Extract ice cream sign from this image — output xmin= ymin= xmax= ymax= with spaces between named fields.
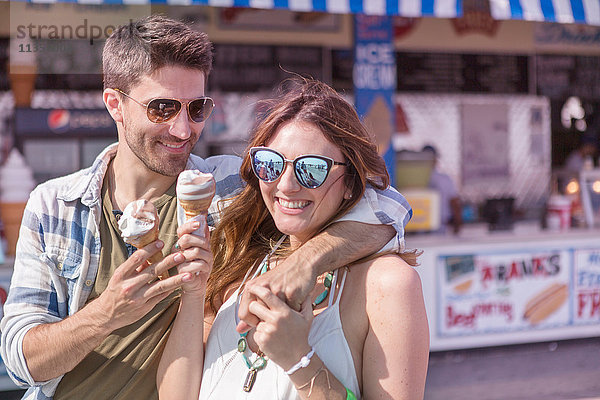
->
xmin=438 ymin=250 xmax=571 ymax=337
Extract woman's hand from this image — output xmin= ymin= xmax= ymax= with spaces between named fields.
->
xmin=247 ymin=286 xmax=314 ymax=371
xmin=172 ymin=218 xmax=213 ymax=296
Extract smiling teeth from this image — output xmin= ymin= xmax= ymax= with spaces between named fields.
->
xmin=164 ymin=142 xmax=185 ymax=149
xmin=278 ymin=198 xmax=310 ymax=209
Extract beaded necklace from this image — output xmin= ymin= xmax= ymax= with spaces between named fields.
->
xmin=312 ymin=271 xmax=334 ymax=308
xmin=238 ymin=331 xmax=268 ymax=391
xmin=238 ymin=270 xmax=333 ymax=392
xmin=235 ymin=235 xmax=286 ymax=392
xmin=234 ymin=236 xmax=335 ymax=392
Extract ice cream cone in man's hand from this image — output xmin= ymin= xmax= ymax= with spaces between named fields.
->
xmin=118 ymin=199 xmax=166 ymax=278
xmin=176 ymin=170 xmax=216 ymax=236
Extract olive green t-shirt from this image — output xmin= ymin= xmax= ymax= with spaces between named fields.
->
xmin=54 ymin=177 xmax=181 ymax=400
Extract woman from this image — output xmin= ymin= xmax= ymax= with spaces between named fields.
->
xmin=157 ymin=79 xmax=429 ymax=399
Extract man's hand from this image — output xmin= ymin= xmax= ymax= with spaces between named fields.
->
xmin=23 ymin=238 xmax=192 ymax=382
xmin=236 ymin=249 xmax=316 ymax=333
xmin=236 ymin=222 xmax=395 ymax=333
xmin=94 ymin=240 xmax=191 ymax=332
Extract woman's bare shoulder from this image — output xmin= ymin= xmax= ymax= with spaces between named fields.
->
xmin=360 ymin=254 xmax=424 ymax=300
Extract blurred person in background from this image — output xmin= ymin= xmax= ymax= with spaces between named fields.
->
xmin=564 ymin=134 xmax=598 ymax=171
xmin=423 ymin=145 xmax=462 ymax=234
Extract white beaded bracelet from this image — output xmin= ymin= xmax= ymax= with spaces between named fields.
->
xmin=285 ymin=348 xmax=315 ymax=375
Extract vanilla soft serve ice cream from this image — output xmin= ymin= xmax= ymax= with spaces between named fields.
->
xmin=119 ymin=200 xmax=158 ymax=244
xmin=176 ymin=170 xmax=216 ymax=236
xmin=119 ymin=199 xmax=164 ymax=269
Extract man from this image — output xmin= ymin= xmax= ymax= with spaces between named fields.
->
xmin=422 ymin=145 xmax=462 ymax=234
xmin=1 ymin=16 xmax=411 ymax=400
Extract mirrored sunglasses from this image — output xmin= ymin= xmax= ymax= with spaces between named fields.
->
xmin=249 ymin=147 xmax=348 ymax=189
xmin=114 ymin=88 xmax=214 ymax=124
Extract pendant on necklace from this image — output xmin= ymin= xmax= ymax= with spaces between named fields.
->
xmin=243 ymin=368 xmax=257 ymax=392
xmin=241 ymin=357 xmax=267 ymax=392
xmin=237 ymin=337 xmax=247 ymax=352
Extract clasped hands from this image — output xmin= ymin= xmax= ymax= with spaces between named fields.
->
xmin=234 ymin=253 xmax=317 ymax=370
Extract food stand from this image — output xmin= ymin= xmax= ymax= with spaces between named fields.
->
xmin=410 ymin=224 xmax=600 ymax=351
xmin=0 ymin=0 xmax=599 ymax=394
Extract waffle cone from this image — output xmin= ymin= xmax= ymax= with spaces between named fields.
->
xmin=179 ymin=199 xmax=208 ymax=219
xmin=127 ymin=224 xmax=163 ymax=265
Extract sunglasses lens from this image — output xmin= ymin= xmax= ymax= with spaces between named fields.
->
xmin=295 ymin=157 xmax=330 ymax=188
xmin=252 ymin=149 xmax=285 ymax=182
xmin=147 ymin=99 xmax=181 ymax=123
xmin=189 ymin=98 xmax=214 ymax=123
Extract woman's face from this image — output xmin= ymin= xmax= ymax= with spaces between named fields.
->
xmin=259 ymin=121 xmax=351 ymax=245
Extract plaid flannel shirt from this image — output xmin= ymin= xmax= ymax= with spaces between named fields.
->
xmin=0 ymin=143 xmax=412 ymax=399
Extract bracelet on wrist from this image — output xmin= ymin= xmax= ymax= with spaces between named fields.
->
xmin=285 ymin=348 xmax=315 ymax=375
xmin=296 ymin=363 xmax=331 ymax=397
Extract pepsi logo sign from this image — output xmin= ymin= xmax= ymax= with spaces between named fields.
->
xmin=48 ymin=109 xmax=71 ymax=133
xmin=47 ymin=109 xmax=114 ymax=134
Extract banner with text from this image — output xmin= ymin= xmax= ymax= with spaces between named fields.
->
xmin=438 ymin=249 xmax=573 ymax=337
xmin=574 ymin=248 xmax=600 ymax=324
xmin=353 ymin=15 xmax=396 ymax=186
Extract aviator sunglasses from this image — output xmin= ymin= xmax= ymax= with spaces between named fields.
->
xmin=250 ymin=147 xmax=349 ymax=189
xmin=114 ymin=88 xmax=214 ymax=124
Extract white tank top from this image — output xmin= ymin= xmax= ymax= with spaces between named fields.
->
xmin=199 ymin=269 xmax=360 ymax=399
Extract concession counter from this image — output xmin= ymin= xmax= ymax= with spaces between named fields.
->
xmin=409 ymin=223 xmax=600 ymax=351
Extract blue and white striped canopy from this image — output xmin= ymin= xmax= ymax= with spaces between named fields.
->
xmin=490 ymin=0 xmax=600 ymax=25
xmin=20 ymin=0 xmax=600 ymax=25
xmin=60 ymin=0 xmax=463 ymax=18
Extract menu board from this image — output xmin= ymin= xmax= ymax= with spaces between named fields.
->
xmin=396 ymin=52 xmax=529 ymax=94
xmin=209 ymin=44 xmax=323 ymax=92
xmin=536 ymin=54 xmax=600 ymax=99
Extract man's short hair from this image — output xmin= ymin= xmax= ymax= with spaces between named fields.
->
xmin=102 ymin=15 xmax=213 ymax=92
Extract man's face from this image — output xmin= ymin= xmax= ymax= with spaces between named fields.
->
xmin=119 ymin=66 xmax=208 ymax=177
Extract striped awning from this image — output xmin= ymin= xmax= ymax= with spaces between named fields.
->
xmin=179 ymin=0 xmax=462 ymax=17
xmin=26 ymin=0 xmax=464 ymax=18
xmin=490 ymin=0 xmax=600 ymax=25
xmin=20 ymin=0 xmax=600 ymax=25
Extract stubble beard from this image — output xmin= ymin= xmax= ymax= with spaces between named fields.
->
xmin=123 ymin=125 xmax=196 ymax=177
